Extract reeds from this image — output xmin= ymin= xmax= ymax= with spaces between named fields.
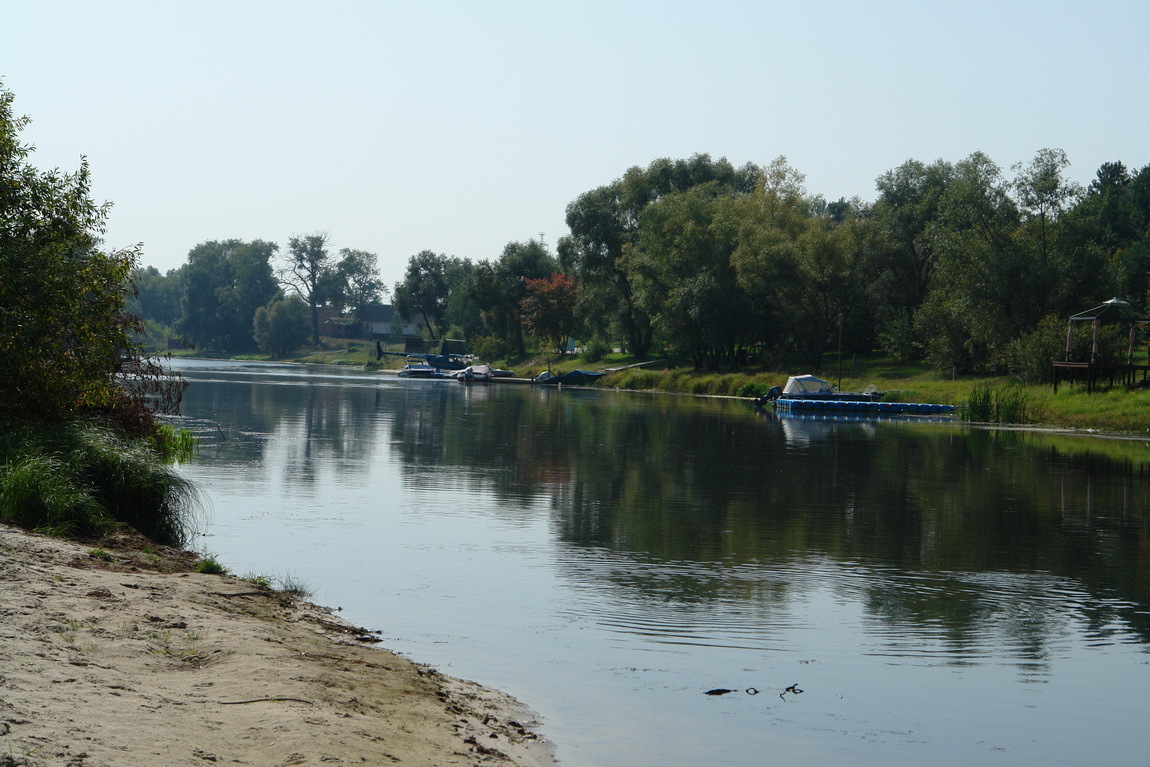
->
xmin=960 ymin=382 xmax=1031 ymax=424
xmin=0 ymin=418 xmax=201 ymax=546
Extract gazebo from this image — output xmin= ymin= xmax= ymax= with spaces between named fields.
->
xmin=1052 ymin=298 xmax=1150 ymax=392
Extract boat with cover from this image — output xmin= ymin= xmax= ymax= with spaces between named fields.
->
xmin=454 ymin=364 xmax=493 ymax=383
xmin=768 ymin=374 xmax=881 ymax=402
xmin=757 ymin=373 xmax=954 ymax=415
xmin=533 ymin=369 xmax=606 ymax=386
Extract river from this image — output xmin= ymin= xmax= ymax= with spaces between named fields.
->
xmin=170 ymin=358 xmax=1150 ymax=767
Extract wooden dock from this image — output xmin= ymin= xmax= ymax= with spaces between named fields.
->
xmin=1052 ymin=362 xmax=1150 ymax=393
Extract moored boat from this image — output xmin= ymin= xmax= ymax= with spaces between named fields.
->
xmin=533 ymin=369 xmax=606 ymax=386
xmin=454 ymin=364 xmax=493 ymax=383
xmin=755 ymin=373 xmax=954 ymax=415
xmin=397 ymin=356 xmax=447 ymax=379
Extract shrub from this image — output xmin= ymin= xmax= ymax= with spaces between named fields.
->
xmin=736 ymin=381 xmax=769 ymax=398
xmin=581 ymin=337 xmax=612 ymax=363
xmin=998 ymin=315 xmax=1066 ymax=384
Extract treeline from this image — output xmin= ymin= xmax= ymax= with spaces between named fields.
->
xmin=393 ymin=152 xmax=1150 ymax=380
xmin=132 ymin=233 xmax=385 ymax=356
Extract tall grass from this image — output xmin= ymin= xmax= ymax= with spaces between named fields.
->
xmin=0 ymin=418 xmax=200 ymax=546
xmin=960 ymin=383 xmax=1031 ymax=424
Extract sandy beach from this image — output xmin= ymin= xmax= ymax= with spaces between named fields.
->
xmin=0 ymin=523 xmax=555 ymax=767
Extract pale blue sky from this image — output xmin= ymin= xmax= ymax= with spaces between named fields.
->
xmin=7 ymin=0 xmax=1148 ymax=286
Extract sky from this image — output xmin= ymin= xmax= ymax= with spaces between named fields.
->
xmin=7 ymin=0 xmax=1149 ymax=288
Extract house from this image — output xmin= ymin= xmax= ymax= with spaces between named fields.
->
xmin=355 ymin=303 xmax=422 ymax=340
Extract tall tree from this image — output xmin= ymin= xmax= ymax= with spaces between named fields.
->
xmin=393 ymin=250 xmax=452 ymax=337
xmin=253 ymin=294 xmax=310 ymax=358
xmin=521 ymin=274 xmax=578 ymax=356
xmin=0 ymin=80 xmax=177 ymax=424
xmin=279 ymin=232 xmax=331 ymax=345
xmin=626 ymin=185 xmax=754 ymax=369
xmin=178 ymin=239 xmax=278 ymax=353
xmin=868 ymin=158 xmax=954 ymax=359
xmin=561 ymin=154 xmax=758 ymax=357
xmin=130 ymin=265 xmax=184 ymax=329
xmin=729 ymin=157 xmax=819 ymax=362
xmin=470 ymin=240 xmax=558 ymax=356
xmin=320 ymin=248 xmax=385 ymax=315
xmin=1011 ymin=148 xmax=1083 ymax=263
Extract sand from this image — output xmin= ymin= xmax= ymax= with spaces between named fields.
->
xmin=0 ymin=523 xmax=555 ymax=767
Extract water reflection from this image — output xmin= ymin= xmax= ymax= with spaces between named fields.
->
xmin=177 ymin=361 xmax=1150 ymax=655
xmin=173 ymin=360 xmax=1150 ymax=766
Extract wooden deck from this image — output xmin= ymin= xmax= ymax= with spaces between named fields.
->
xmin=1052 ymin=362 xmax=1150 ymax=392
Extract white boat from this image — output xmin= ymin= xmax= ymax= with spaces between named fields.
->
xmin=454 ymin=364 xmax=493 ymax=383
xmin=397 ymin=356 xmax=447 ymax=379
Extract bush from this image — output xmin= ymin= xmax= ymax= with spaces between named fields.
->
xmin=581 ymin=337 xmax=612 ymax=363
xmin=195 ymin=553 xmax=229 ymax=575
xmin=253 ymin=295 xmax=310 ymax=358
xmin=472 ymin=335 xmax=515 ymax=362
xmin=998 ymin=315 xmax=1066 ymax=384
xmin=736 ymin=381 xmax=769 ymax=398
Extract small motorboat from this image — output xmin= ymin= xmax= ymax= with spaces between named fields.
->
xmin=397 ymin=356 xmax=447 ymax=379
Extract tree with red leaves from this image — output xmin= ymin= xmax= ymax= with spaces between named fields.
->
xmin=521 ymin=273 xmax=578 ymax=356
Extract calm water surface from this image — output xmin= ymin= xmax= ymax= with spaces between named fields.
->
xmin=170 ymin=359 xmax=1150 ymax=767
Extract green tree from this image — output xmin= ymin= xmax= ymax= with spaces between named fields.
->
xmin=178 ymin=239 xmax=278 ymax=353
xmin=1062 ymin=161 xmax=1150 ymax=306
xmin=0 ymin=82 xmax=142 ymax=418
xmin=626 ymin=185 xmax=754 ymax=369
xmin=320 ymin=247 xmax=385 ymax=315
xmin=1011 ymin=148 xmax=1082 ymax=263
xmin=470 ymin=240 xmax=558 ymax=356
xmin=126 ymin=265 xmax=185 ymax=351
xmin=915 ymin=152 xmax=1027 ymax=371
xmin=728 ymin=157 xmax=818 ymax=362
xmin=393 ymin=250 xmax=452 ymax=337
xmin=561 ymin=154 xmax=758 ymax=357
xmin=868 ymin=158 xmax=954 ymax=359
xmin=0 ymin=80 xmax=190 ymax=432
xmin=253 ymin=294 xmax=310 ymax=358
xmin=279 ymin=232 xmax=331 ymax=345
xmin=442 ymin=257 xmax=483 ymax=340
xmin=130 ymin=265 xmax=183 ymax=328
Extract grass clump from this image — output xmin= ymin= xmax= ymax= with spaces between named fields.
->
xmin=960 ymin=382 xmax=1032 ymax=424
xmin=242 ymin=572 xmax=275 ymax=588
xmin=277 ymin=572 xmax=315 ymax=598
xmin=153 ymin=423 xmax=197 ymax=462
xmin=195 ymin=552 xmax=229 ymax=575
xmin=0 ymin=418 xmax=200 ymax=546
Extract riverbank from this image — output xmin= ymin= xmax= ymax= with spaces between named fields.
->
xmin=171 ymin=345 xmax=1150 ymax=436
xmin=0 ymin=523 xmax=555 ymax=767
